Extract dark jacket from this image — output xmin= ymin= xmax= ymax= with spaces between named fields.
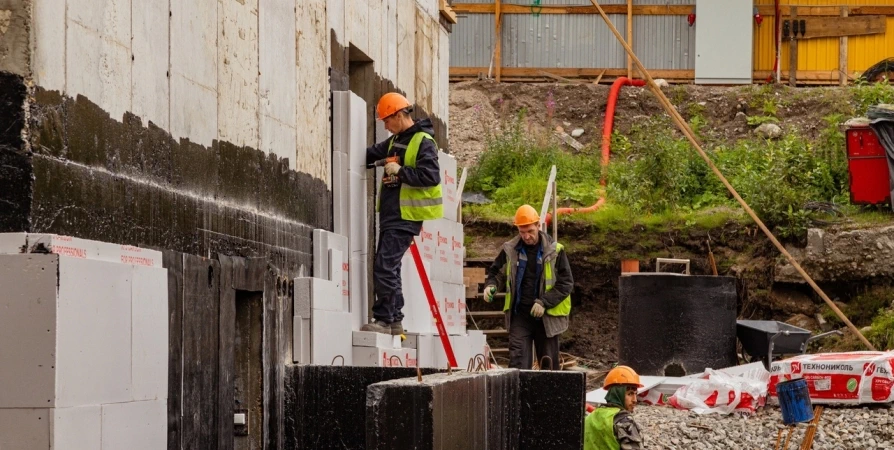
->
xmin=366 ymin=118 xmax=441 ymax=234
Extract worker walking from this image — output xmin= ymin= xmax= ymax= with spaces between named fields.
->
xmin=361 ymin=92 xmax=442 ymax=336
xmin=584 ymin=366 xmax=645 ymax=450
xmin=482 ymin=204 xmax=573 ymax=370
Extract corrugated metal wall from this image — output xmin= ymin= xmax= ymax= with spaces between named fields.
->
xmin=451 ymin=0 xmax=695 ymax=70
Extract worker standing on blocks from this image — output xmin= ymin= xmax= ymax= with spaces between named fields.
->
xmin=482 ymin=205 xmax=574 ymax=370
xmin=361 ymin=92 xmax=442 ymax=336
xmin=584 ymin=366 xmax=645 ymax=450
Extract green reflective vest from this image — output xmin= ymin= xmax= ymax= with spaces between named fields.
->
xmin=584 ymin=407 xmax=621 ymax=450
xmin=379 ymin=131 xmax=444 ymax=221
xmin=502 ymin=241 xmax=572 ymax=316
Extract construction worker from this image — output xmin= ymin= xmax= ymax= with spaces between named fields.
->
xmin=584 ymin=366 xmax=645 ymax=450
xmin=361 ymin=92 xmax=442 ymax=336
xmin=482 ymin=204 xmax=573 ymax=370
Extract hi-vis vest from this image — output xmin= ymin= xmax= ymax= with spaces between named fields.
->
xmin=503 ymin=241 xmax=571 ymax=316
xmin=584 ymin=407 xmax=621 ymax=450
xmin=379 ymin=131 xmax=444 ymax=221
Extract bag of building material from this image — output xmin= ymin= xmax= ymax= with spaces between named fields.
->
xmin=769 ymin=351 xmax=894 ymax=404
xmin=668 ymin=365 xmax=770 ymax=415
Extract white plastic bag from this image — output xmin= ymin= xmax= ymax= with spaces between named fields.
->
xmin=668 ymin=366 xmax=770 ymax=415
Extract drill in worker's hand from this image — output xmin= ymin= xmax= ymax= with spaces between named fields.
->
xmin=374 ymin=156 xmax=401 ymax=187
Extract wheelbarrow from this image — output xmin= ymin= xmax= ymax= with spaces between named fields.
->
xmin=736 ymin=320 xmax=843 ymax=368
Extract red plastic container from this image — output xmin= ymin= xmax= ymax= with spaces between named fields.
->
xmin=845 ymin=124 xmax=891 ymax=205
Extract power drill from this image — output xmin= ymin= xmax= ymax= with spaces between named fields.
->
xmin=372 ymin=155 xmax=401 ymax=187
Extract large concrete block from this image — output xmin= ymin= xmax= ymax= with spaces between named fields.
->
xmin=259 ymin=0 xmax=297 ymax=126
xmin=171 ymin=0 xmax=217 ymax=146
xmin=296 ymin=0 xmax=331 ymax=185
xmin=68 ymin=0 xmax=130 ymax=44
xmin=32 ymin=0 xmax=66 ymax=91
xmin=0 ymin=255 xmax=58 ymax=407
xmin=259 ymin=116 xmax=298 ymax=171
xmin=101 ymin=400 xmax=166 ymax=450
xmin=396 ymin=0 xmax=416 ymax=103
xmin=485 ymin=369 xmax=521 ymax=450
xmin=368 ymin=0 xmax=383 ymax=75
xmin=346 ymin=0 xmax=369 ymax=56
xmin=66 ymin=18 xmax=132 ymax=121
xmin=131 ymin=265 xmax=169 ymax=401
xmin=366 ymin=372 xmax=486 ymax=449
xmin=0 ymin=409 xmax=50 ymax=450
xmin=311 ymin=309 xmax=353 ymax=366
xmin=416 ymin=0 xmax=439 ymax=20
xmin=326 ymin=0 xmax=346 ymax=45
xmin=381 ymin=0 xmax=399 ymax=84
xmin=170 ymin=75 xmax=218 ymax=148
xmin=56 ymin=257 xmax=133 ymax=407
xmin=414 ymin=11 xmax=434 ymax=115
xmin=518 ymin=370 xmax=586 ymax=450
xmin=438 ymin=27 xmax=451 ymax=129
xmin=52 ymin=406 xmax=102 ymax=450
xmin=132 ymin=0 xmax=170 ymax=129
xmin=218 ymin=0 xmax=260 ymax=148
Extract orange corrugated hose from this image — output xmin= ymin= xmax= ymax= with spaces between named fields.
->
xmin=546 ymin=77 xmax=646 ymax=225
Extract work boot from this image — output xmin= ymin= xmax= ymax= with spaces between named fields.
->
xmin=390 ymin=321 xmax=404 ymax=336
xmin=361 ymin=320 xmax=391 ymax=334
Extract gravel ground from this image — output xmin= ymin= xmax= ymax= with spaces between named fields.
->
xmin=634 ymin=403 xmax=894 ymax=450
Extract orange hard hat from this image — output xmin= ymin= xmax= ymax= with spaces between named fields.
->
xmin=376 ymin=93 xmax=411 ymax=120
xmin=514 ymin=204 xmax=540 ymax=226
xmin=603 ymin=365 xmax=643 ymax=389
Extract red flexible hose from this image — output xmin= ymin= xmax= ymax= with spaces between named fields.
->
xmin=547 ymin=77 xmax=646 ymax=223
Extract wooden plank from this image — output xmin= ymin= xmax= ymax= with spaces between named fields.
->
xmin=483 ymin=329 xmax=509 ymax=336
xmin=163 ymin=251 xmax=183 ymax=450
xmin=439 ymin=0 xmax=458 ymax=24
xmin=840 ymin=7 xmax=848 ymax=87
xmin=451 ymin=67 xmax=694 ymax=80
xmin=495 ymin=0 xmax=502 ymax=82
xmin=790 ymin=7 xmax=798 ymax=87
xmin=217 ymin=256 xmax=236 ymax=450
xmin=799 ymin=15 xmax=886 ymax=40
xmin=467 ymin=311 xmax=506 ymax=318
xmin=554 ymin=130 xmax=585 ymax=151
xmin=756 ymin=5 xmax=894 ymax=17
xmin=538 ymin=70 xmax=582 ymax=84
xmin=627 ymin=0 xmax=633 ymax=79
xmin=594 ymin=69 xmax=606 ymax=84
xmin=452 ymin=3 xmax=694 ymax=15
xmin=181 ymin=254 xmax=220 ymax=450
xmin=464 ymin=267 xmax=487 ymax=285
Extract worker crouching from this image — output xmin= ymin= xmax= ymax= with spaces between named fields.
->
xmin=482 ymin=204 xmax=574 ymax=370
xmin=585 ymin=366 xmax=645 ymax=450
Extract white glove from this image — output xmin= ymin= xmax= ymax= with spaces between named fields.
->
xmin=530 ymin=301 xmax=545 ymax=318
xmin=483 ymin=285 xmax=496 ymax=303
xmin=385 ymin=161 xmax=401 ymax=176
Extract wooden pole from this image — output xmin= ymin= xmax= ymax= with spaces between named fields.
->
xmin=627 ymin=0 xmax=633 ymax=78
xmin=839 ymin=7 xmax=848 ymax=86
xmin=587 ymin=0 xmax=877 ymax=351
xmin=790 ymin=6 xmax=798 ymax=87
xmin=495 ymin=0 xmax=502 ymax=82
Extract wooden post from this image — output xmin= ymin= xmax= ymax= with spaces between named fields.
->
xmin=840 ymin=6 xmax=848 ymax=86
xmin=495 ymin=0 xmax=502 ymax=82
xmin=627 ymin=0 xmax=633 ymax=78
xmin=789 ymin=6 xmax=798 ymax=87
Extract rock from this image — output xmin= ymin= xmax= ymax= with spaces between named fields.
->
xmin=755 ymin=123 xmax=783 ymax=139
xmin=785 ymin=313 xmax=818 ymax=331
xmin=771 ymin=286 xmax=817 ymax=316
xmin=775 ymin=226 xmax=894 ymax=283
xmin=654 ymin=78 xmax=670 ymax=88
xmin=571 ymin=128 xmax=585 ymax=138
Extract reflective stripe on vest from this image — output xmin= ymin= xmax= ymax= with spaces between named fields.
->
xmin=377 ymin=131 xmax=444 ymax=221
xmin=503 ymin=242 xmax=571 ymax=316
xmin=584 ymin=407 xmax=621 ymax=450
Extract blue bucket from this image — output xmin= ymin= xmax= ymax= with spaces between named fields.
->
xmin=776 ymin=378 xmax=814 ymax=425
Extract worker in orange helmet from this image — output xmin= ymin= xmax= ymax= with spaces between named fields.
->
xmin=361 ymin=92 xmax=442 ymax=336
xmin=584 ymin=365 xmax=645 ymax=450
xmin=481 ymin=204 xmax=574 ymax=369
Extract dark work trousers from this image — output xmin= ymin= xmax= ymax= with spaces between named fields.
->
xmin=508 ymin=311 xmax=560 ymax=370
xmin=373 ymin=229 xmax=415 ymax=323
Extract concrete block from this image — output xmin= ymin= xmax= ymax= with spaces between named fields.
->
xmin=132 ymin=0 xmax=170 ymax=129
xmin=171 ymin=0 xmax=217 ymax=146
xmin=352 ymin=346 xmax=417 ymax=368
xmin=366 ymin=372 xmax=486 ymax=449
xmin=101 ymin=400 xmax=166 ymax=450
xmin=0 ymin=409 xmax=50 ymax=450
xmin=349 ymin=255 xmax=368 ymax=330
xmin=32 ymin=0 xmax=66 ymax=92
xmin=294 ymin=277 xmax=312 ymax=318
xmin=333 ymin=152 xmax=349 ymax=236
xmin=352 ymin=331 xmax=395 ymax=349
xmin=296 ymin=0 xmax=331 ymax=185
xmin=311 ymin=309 xmax=353 ymax=366
xmin=131 ymin=265 xmax=169 ymax=401
xmin=396 ymin=0 xmax=417 ymax=103
xmin=260 ymin=116 xmax=298 ymax=171
xmin=218 ymin=0 xmax=260 ymax=148
xmin=519 ymin=370 xmax=586 ymax=449
xmin=348 ymin=92 xmax=369 ymax=177
xmin=293 ymin=316 xmax=311 ymax=364
xmin=0 ymin=255 xmax=58 ymax=407
xmin=56 ymin=257 xmax=132 ymax=407
xmin=52 ymin=406 xmax=102 ymax=450
xmin=348 ymin=171 xmax=368 ymax=255
xmin=170 ymin=74 xmax=218 ymax=148
xmin=346 ymin=0 xmax=369 ymax=58
xmin=327 ymin=0 xmax=346 ymax=45
xmin=66 ymin=17 xmax=132 ymax=121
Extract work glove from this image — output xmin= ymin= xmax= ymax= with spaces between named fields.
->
xmin=384 ymin=161 xmax=401 ymax=176
xmin=530 ymin=300 xmax=545 ymax=318
xmin=483 ymin=285 xmax=496 ymax=303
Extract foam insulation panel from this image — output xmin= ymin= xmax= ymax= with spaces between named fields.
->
xmin=333 ymin=152 xmax=350 ymax=236
xmin=348 ymin=92 xmax=369 ymax=177
xmin=132 ymin=0 xmax=170 ymax=129
xmin=366 ymin=372 xmax=486 ymax=449
xmin=353 ymin=347 xmax=418 ymax=368
xmin=349 ymin=171 xmax=369 ymax=255
xmin=308 ymin=277 xmax=343 ymax=312
xmin=296 ymin=0 xmax=331 ymax=185
xmin=130 ymin=265 xmax=169 ymax=401
xmin=349 ymin=254 xmax=369 ymax=330
xmin=293 ymin=316 xmax=311 ymax=364
xmin=32 ymin=0 xmax=66 ymax=91
xmin=294 ymin=277 xmax=312 ymax=318
xmin=52 ymin=406 xmax=102 ymax=450
xmin=312 ymin=229 xmax=348 ymax=283
xmin=396 ymin=0 xmax=417 ymax=104
xmin=311 ymin=309 xmax=353 ymax=366
xmin=400 ymin=256 xmax=436 ymax=335
xmin=218 ymin=0 xmax=260 ymax=148
xmin=100 ymin=400 xmax=166 ymax=450
xmin=436 ymin=334 xmax=471 ymax=369
xmin=439 ymin=151 xmax=459 ymax=222
xmin=170 ymin=0 xmax=218 ymax=146
xmin=352 ymin=331 xmax=400 ymax=349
